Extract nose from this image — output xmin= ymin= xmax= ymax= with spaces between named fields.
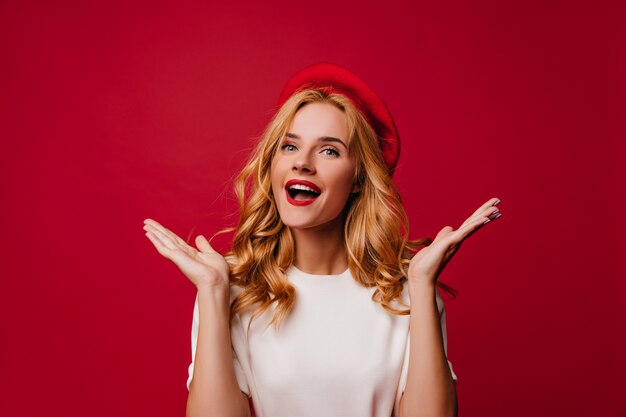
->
xmin=292 ymin=157 xmax=316 ymax=174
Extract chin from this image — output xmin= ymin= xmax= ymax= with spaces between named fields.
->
xmin=280 ymin=213 xmax=344 ymax=232
xmin=279 ymin=216 xmax=318 ymax=230
xmin=274 ymin=196 xmax=349 ymax=232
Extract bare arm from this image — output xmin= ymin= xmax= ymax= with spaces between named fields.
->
xmin=400 ymin=197 xmax=501 ymax=416
xmin=399 ymin=281 xmax=457 ymax=417
xmin=186 ymin=286 xmax=250 ymax=417
xmin=142 ymin=219 xmax=250 ymax=417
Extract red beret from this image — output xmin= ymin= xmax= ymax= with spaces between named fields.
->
xmin=277 ymin=63 xmax=401 ymax=176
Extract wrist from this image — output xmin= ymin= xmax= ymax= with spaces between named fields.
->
xmin=197 ymin=283 xmax=230 ymax=304
xmin=408 ymin=277 xmax=437 ymax=295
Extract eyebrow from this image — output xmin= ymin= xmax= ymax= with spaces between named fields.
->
xmin=285 ymin=132 xmax=348 ymax=150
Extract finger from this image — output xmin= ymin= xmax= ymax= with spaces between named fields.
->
xmin=483 ymin=211 xmax=503 ymax=224
xmin=143 ymin=221 xmax=189 ymax=249
xmin=143 ymin=224 xmax=178 ymax=250
xmin=195 ymin=235 xmax=217 ymax=254
xmin=437 ymin=225 xmax=454 ymax=235
xmin=145 ymin=230 xmax=173 ymax=257
xmin=467 ymin=197 xmax=501 ymax=219
xmin=459 ymin=203 xmax=501 ymax=229
xmin=458 ymin=211 xmax=503 ymax=239
xmin=146 ymin=230 xmax=199 ymax=271
xmin=432 ymin=226 xmax=454 ymax=243
xmin=143 ymin=219 xmax=189 ymax=248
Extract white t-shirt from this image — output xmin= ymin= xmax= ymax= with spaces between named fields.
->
xmin=187 ymin=264 xmax=457 ymax=417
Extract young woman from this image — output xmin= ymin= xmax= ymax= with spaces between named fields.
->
xmin=143 ymin=63 xmax=502 ymax=417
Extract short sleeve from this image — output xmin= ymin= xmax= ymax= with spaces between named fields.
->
xmin=394 ymin=286 xmax=458 ymax=413
xmin=186 ymin=292 xmax=250 ymax=396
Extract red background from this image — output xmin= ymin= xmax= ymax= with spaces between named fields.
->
xmin=1 ymin=1 xmax=624 ymax=416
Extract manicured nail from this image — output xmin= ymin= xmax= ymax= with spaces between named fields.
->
xmin=493 ymin=199 xmax=501 ymax=206
xmin=483 ymin=219 xmax=491 ymax=224
xmin=494 ymin=213 xmax=502 ymax=219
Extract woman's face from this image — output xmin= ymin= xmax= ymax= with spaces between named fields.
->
xmin=271 ymin=102 xmax=358 ymax=232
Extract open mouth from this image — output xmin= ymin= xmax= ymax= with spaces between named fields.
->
xmin=285 ymin=180 xmax=321 ymax=206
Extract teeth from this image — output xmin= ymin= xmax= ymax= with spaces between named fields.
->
xmin=288 ymin=184 xmax=320 ymax=194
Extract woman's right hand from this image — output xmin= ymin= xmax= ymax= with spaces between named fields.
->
xmin=143 ymin=219 xmax=230 ymax=291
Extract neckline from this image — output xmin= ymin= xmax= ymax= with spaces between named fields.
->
xmin=288 ymin=264 xmax=351 ymax=278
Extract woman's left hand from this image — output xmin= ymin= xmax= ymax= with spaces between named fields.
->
xmin=408 ymin=197 xmax=502 ymax=285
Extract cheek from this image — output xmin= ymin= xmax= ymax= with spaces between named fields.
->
xmin=270 ymin=159 xmax=280 ymax=181
xmin=270 ymin=160 xmax=287 ymax=195
xmin=271 ymin=156 xmax=288 ymax=175
xmin=270 ymin=175 xmax=281 ymax=199
xmin=335 ymin=166 xmax=357 ymax=195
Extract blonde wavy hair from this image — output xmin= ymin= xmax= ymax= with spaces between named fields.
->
xmin=215 ymin=88 xmax=456 ymax=333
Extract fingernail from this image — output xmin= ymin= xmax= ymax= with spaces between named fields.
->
xmin=493 ymin=199 xmax=501 ymax=206
xmin=483 ymin=219 xmax=491 ymax=224
xmin=488 ymin=211 xmax=501 ymax=220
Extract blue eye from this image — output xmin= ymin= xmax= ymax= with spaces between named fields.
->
xmin=322 ymin=147 xmax=340 ymax=157
xmin=282 ymin=144 xmax=297 ymax=152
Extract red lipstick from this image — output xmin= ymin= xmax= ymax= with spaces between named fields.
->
xmin=285 ymin=179 xmax=321 ymax=206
